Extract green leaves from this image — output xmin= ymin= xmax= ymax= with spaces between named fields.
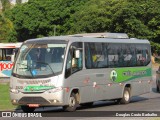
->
xmin=0 ymin=0 xmax=160 ymax=48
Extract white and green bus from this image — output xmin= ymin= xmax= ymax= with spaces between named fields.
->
xmin=10 ymin=33 xmax=152 ymax=112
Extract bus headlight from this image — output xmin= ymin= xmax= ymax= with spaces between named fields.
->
xmin=45 ymin=87 xmax=63 ymax=93
xmin=10 ymin=89 xmax=19 ymax=94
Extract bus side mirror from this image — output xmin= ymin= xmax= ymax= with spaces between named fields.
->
xmin=75 ymin=50 xmax=80 ymax=58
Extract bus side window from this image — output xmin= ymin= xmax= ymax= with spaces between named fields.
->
xmin=0 ymin=49 xmax=2 ymax=60
xmin=65 ymin=42 xmax=83 ymax=78
xmin=0 ymin=49 xmax=7 ymax=60
xmin=85 ymin=43 xmax=92 ymax=69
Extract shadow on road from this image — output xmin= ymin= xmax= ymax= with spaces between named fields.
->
xmin=152 ymin=87 xmax=158 ymax=93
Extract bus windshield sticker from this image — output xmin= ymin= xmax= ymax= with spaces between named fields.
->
xmin=31 ymin=69 xmax=37 ymax=76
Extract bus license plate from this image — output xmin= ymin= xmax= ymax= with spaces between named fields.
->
xmin=28 ymin=104 xmax=39 ymax=107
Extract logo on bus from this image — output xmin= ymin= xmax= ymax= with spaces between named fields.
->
xmin=110 ymin=70 xmax=117 ymax=81
xmin=0 ymin=62 xmax=14 ymax=71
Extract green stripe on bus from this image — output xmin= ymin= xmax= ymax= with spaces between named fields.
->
xmin=113 ymin=67 xmax=152 ymax=83
xmin=24 ymin=86 xmax=55 ymax=92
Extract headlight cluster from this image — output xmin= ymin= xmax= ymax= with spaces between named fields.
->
xmin=10 ymin=88 xmax=19 ymax=94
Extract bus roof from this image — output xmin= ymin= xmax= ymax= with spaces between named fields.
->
xmin=68 ymin=33 xmax=129 ymax=39
xmin=25 ymin=33 xmax=150 ymax=44
xmin=0 ymin=43 xmax=22 ymax=48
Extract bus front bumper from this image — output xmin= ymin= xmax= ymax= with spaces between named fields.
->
xmin=10 ymin=90 xmax=66 ymax=106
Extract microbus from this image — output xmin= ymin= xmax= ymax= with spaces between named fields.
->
xmin=10 ymin=33 xmax=152 ymax=112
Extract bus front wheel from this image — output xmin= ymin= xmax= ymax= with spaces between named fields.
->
xmin=157 ymin=83 xmax=160 ymax=92
xmin=63 ymin=93 xmax=78 ymax=112
xmin=119 ymin=87 xmax=131 ymax=104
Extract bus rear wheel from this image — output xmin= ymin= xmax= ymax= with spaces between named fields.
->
xmin=119 ymin=87 xmax=131 ymax=104
xmin=157 ymin=84 xmax=160 ymax=92
xmin=63 ymin=93 xmax=78 ymax=112
xmin=21 ymin=105 xmax=35 ymax=113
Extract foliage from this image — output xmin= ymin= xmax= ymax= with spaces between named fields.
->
xmin=5 ymin=0 xmax=87 ymax=42
xmin=0 ymin=0 xmax=11 ymax=12
xmin=0 ymin=13 xmax=14 ymax=42
xmin=151 ymin=41 xmax=160 ymax=55
xmin=0 ymin=0 xmax=12 ymax=42
xmin=0 ymin=0 xmax=160 ymax=50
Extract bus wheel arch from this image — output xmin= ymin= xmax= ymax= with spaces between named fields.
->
xmin=63 ymin=88 xmax=80 ymax=112
xmin=72 ymin=89 xmax=80 ymax=104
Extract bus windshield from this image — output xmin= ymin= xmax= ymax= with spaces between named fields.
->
xmin=13 ymin=42 xmax=67 ymax=78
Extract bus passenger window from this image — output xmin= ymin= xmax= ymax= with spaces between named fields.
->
xmin=0 ymin=49 xmax=2 ymax=60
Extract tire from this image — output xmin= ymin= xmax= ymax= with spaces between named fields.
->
xmin=63 ymin=93 xmax=78 ymax=112
xmin=114 ymin=99 xmax=121 ymax=104
xmin=21 ymin=105 xmax=35 ymax=113
xmin=119 ymin=87 xmax=131 ymax=104
xmin=81 ymin=102 xmax=93 ymax=107
xmin=156 ymin=80 xmax=160 ymax=92
xmin=157 ymin=85 xmax=160 ymax=92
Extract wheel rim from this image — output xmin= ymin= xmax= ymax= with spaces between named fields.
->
xmin=69 ymin=96 xmax=76 ymax=107
xmin=124 ymin=90 xmax=129 ymax=101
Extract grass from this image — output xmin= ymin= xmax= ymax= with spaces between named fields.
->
xmin=0 ymin=83 xmax=17 ymax=111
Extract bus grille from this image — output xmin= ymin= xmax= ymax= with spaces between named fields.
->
xmin=18 ymin=97 xmax=50 ymax=104
xmin=17 ymin=79 xmax=51 ymax=85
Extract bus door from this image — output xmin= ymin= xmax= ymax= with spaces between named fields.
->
xmin=85 ymin=42 xmax=107 ymax=101
xmin=65 ymin=42 xmax=94 ymax=103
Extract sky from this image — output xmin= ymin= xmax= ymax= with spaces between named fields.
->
xmin=10 ymin=0 xmax=28 ymax=4
xmin=0 ymin=0 xmax=28 ymax=10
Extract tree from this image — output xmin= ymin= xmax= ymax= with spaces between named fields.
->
xmin=67 ymin=0 xmax=118 ymax=34
xmin=5 ymin=0 xmax=87 ymax=42
xmin=109 ymin=0 xmax=160 ymax=42
xmin=0 ymin=0 xmax=11 ymax=12
xmin=0 ymin=0 xmax=13 ymax=42
xmin=3 ymin=0 xmax=160 ymax=45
